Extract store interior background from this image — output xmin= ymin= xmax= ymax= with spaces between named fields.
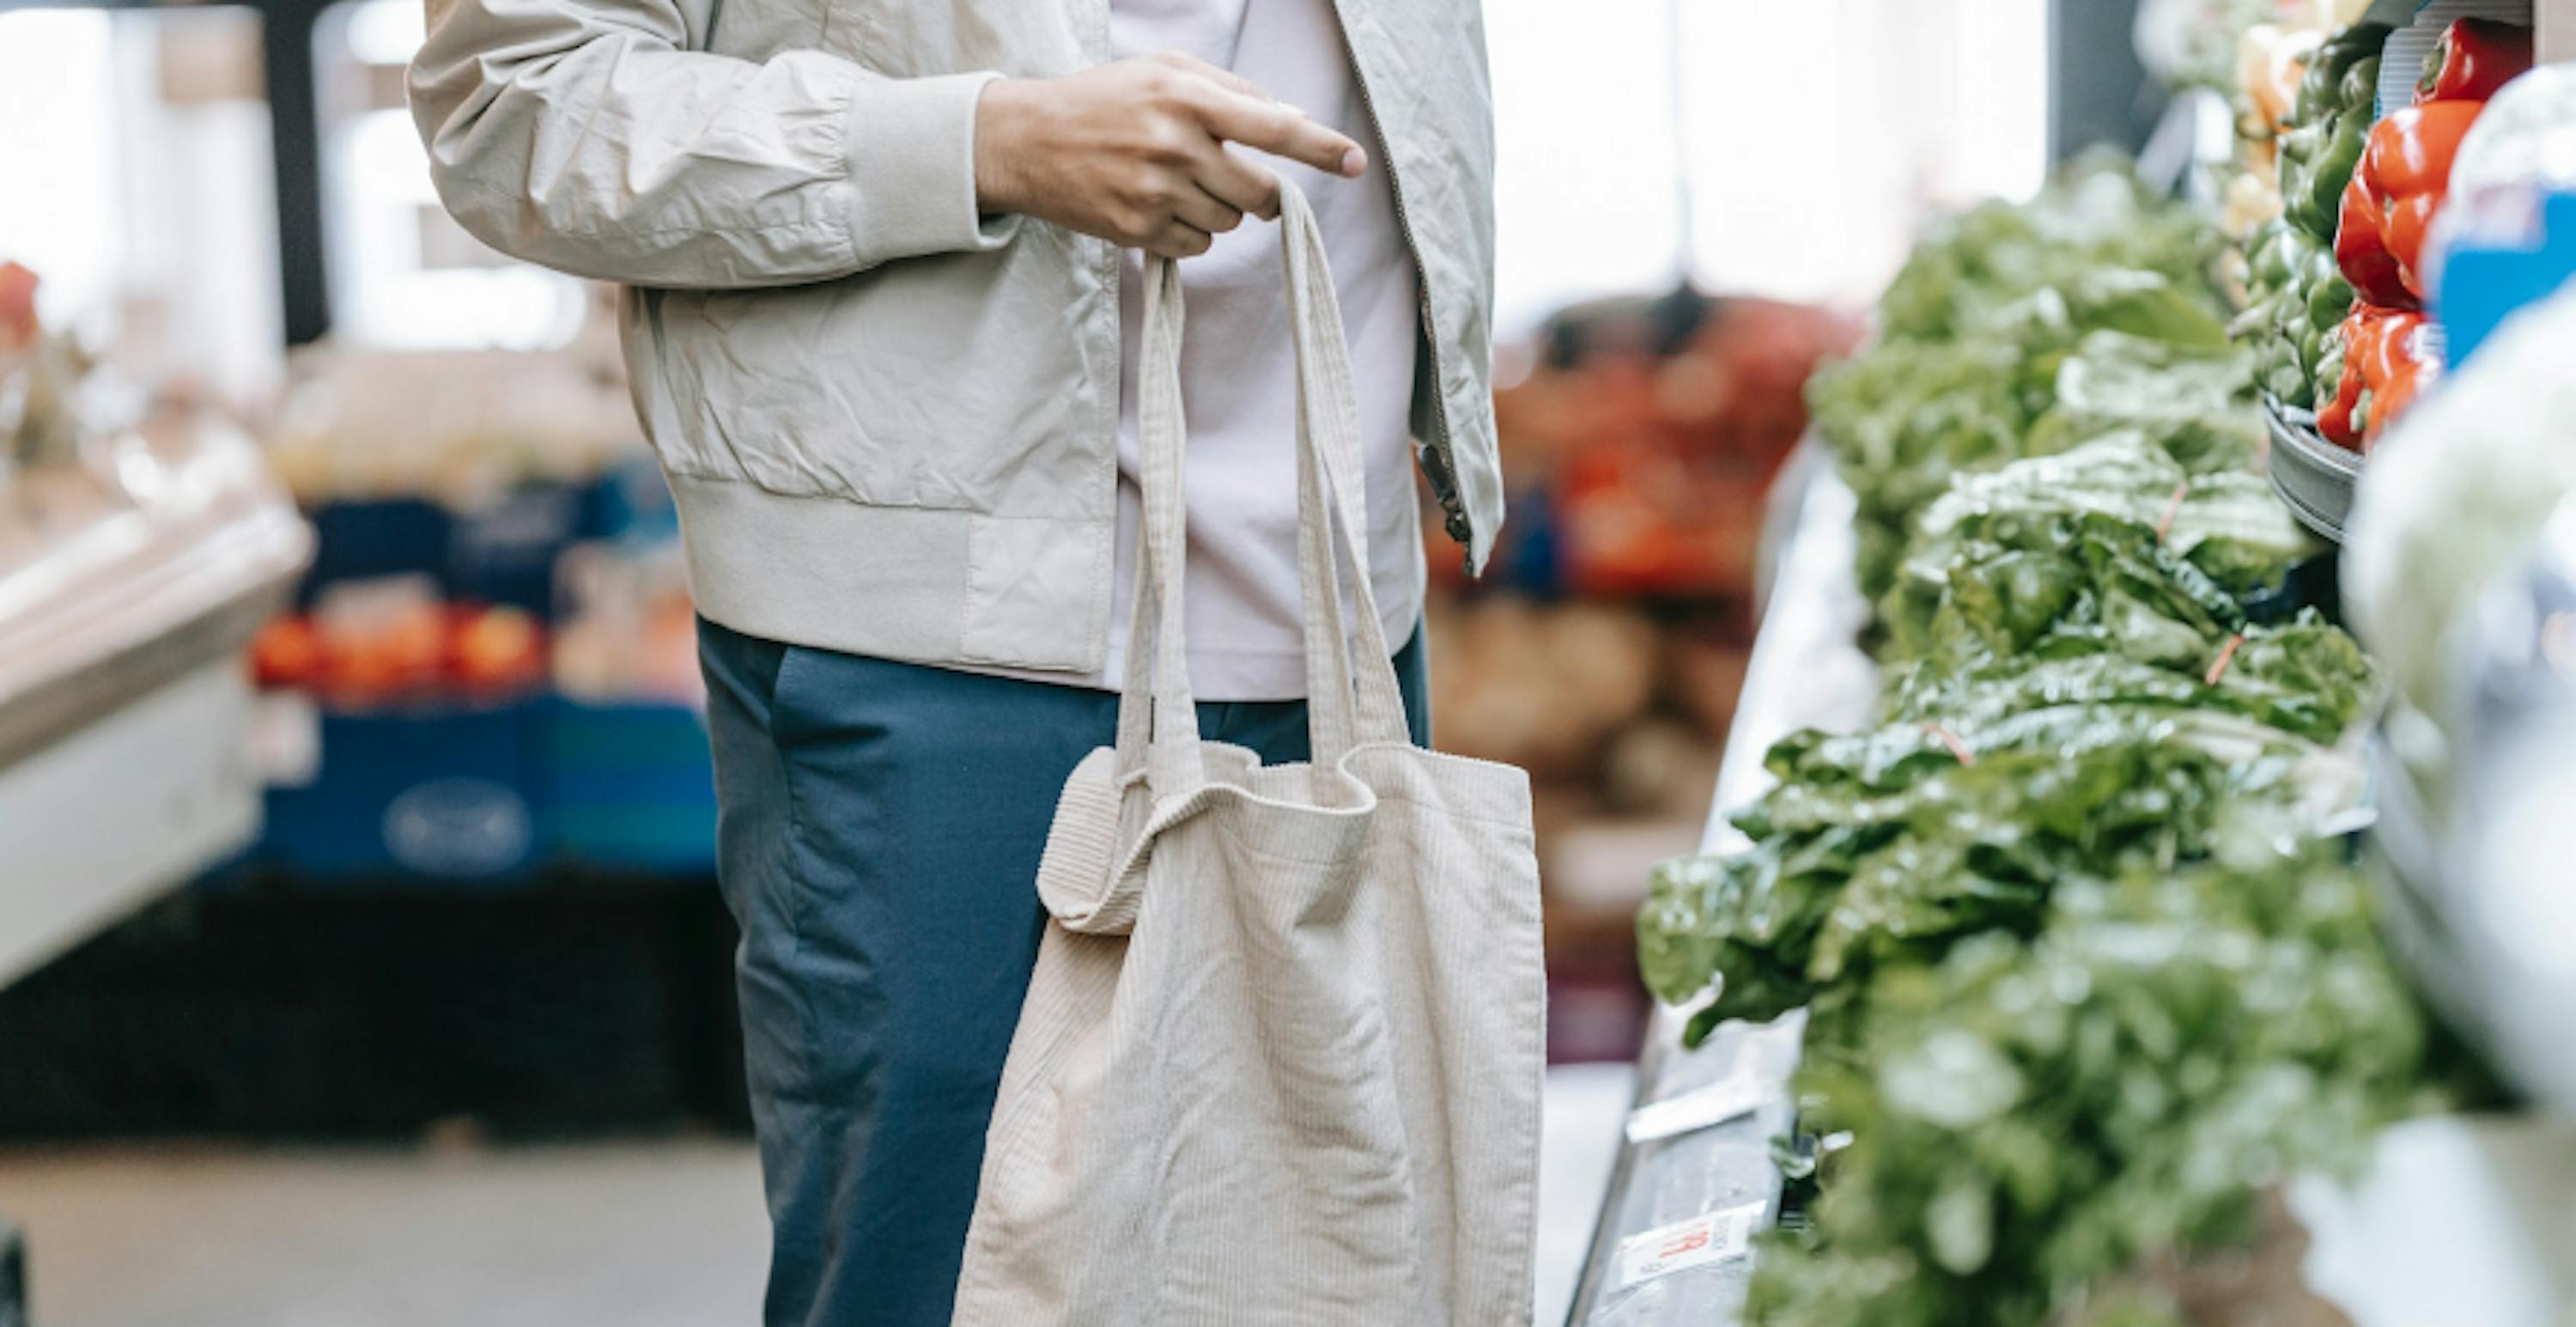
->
xmin=0 ymin=1 xmax=2076 ymax=1323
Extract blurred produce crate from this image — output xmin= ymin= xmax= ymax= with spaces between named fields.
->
xmin=239 ymin=453 xmax=713 ymax=888
xmin=298 ymin=497 xmax=449 ymax=606
xmin=541 ymin=698 xmax=717 ymax=876
xmin=258 ymin=701 xmax=544 ymax=886
xmin=299 ymin=482 xmax=587 ymax=621
xmin=577 ymin=451 xmax=683 ymax=543
xmin=1422 ymin=287 xmax=1855 ymax=1064
xmin=246 ymin=700 xmax=721 ymax=885
xmin=447 ymin=484 xmax=585 ymax=615
xmin=1445 ymin=288 xmax=1862 ymax=602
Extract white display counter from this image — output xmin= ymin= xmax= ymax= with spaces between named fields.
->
xmin=0 ymin=417 xmax=309 ymax=986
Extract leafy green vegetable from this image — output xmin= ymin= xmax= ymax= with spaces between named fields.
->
xmin=1893 ymin=633 xmax=2372 ymax=755
xmin=1638 ymin=703 xmax=2324 ymax=1047
xmin=1877 ymin=159 xmax=2227 ymax=345
xmin=1639 ymin=154 xmax=2425 ymax=1327
xmin=1741 ymin=841 xmax=2428 ymax=1327
xmin=1807 ymin=338 xmax=2054 ymax=600
xmin=1811 ymin=161 xmax=2245 ymax=600
xmin=1640 ymin=497 xmax=2376 ymax=1044
xmin=2022 ymin=334 xmax=2263 ymax=474
xmin=1886 ymin=445 xmax=2312 ymax=662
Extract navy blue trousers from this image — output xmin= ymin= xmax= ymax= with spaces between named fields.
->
xmin=696 ymin=617 xmax=1429 ymax=1327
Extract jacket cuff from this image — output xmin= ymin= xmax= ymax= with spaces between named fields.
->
xmin=844 ymin=70 xmax=1019 ymax=265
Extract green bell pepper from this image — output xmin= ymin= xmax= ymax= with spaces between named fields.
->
xmin=2293 ymin=22 xmax=2393 ymax=125
xmin=2263 ymin=335 xmax=2312 ymax=406
xmin=2306 ymin=265 xmax=2354 ymax=335
xmin=2249 ymin=221 xmax=2296 ymax=295
xmin=2312 ymin=321 xmax=2349 ymax=417
xmin=2278 ymin=25 xmax=2391 ymax=242
xmin=2278 ymin=121 xmax=2324 ymax=228
xmin=2270 ymin=231 xmax=2324 ymax=401
xmin=2289 ymin=57 xmax=2383 ymax=238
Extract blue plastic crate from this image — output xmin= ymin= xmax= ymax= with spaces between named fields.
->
xmin=540 ymin=698 xmax=718 ymax=876
xmin=298 ymin=498 xmax=451 ymax=608
xmin=258 ymin=701 xmax=546 ymax=886
xmin=578 ymin=453 xmax=681 ymax=544
xmin=301 ymin=483 xmax=586 ymax=617
xmin=447 ymin=484 xmax=586 ymax=615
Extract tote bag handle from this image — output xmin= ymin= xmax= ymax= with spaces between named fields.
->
xmin=1112 ymin=180 xmax=1412 ymax=788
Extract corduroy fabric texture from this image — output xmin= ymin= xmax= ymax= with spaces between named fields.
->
xmin=951 ymin=183 xmax=1546 ymax=1327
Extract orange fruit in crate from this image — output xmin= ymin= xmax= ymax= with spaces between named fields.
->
xmin=451 ymin=605 xmax=549 ymax=695
xmin=250 ymin=614 xmax=325 ymax=691
xmin=320 ymin=598 xmax=449 ymax=707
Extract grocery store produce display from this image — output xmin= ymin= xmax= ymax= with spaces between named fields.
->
xmin=2241 ymin=22 xmax=2387 ymax=412
xmin=229 ymin=323 xmax=713 ymax=883
xmin=1806 ymin=159 xmax=2251 ymax=601
xmin=0 ymin=260 xmax=310 ymax=723
xmin=1737 ymin=839 xmax=2424 ymax=1327
xmin=2239 ymin=15 xmax=2534 ymax=453
xmin=1432 ymin=289 xmax=1862 ymax=1060
xmin=1639 ymin=163 xmax=2439 ymax=1327
xmin=252 ymin=594 xmax=549 ymax=706
xmin=0 ymin=258 xmax=314 ymax=987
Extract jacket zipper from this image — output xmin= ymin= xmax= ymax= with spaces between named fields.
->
xmin=1326 ymin=0 xmax=1475 ymax=560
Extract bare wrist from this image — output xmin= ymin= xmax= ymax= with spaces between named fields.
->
xmin=973 ymin=77 xmax=1032 ymax=216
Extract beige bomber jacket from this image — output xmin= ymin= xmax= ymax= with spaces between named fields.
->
xmin=409 ymin=0 xmax=1501 ymax=673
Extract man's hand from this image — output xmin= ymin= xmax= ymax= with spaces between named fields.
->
xmin=974 ymin=52 xmax=1367 ymax=259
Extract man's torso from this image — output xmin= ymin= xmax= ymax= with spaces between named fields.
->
xmin=624 ymin=0 xmax=1498 ymax=679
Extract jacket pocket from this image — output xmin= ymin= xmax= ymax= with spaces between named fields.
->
xmin=639 ymin=254 xmax=1097 ymax=516
xmin=641 ymin=285 xmax=981 ymax=511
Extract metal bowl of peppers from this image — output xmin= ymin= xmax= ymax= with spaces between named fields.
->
xmin=2255 ymin=16 xmax=2532 ymax=545
xmin=2263 ymin=395 xmax=2360 ymax=544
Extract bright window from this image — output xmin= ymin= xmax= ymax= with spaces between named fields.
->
xmin=316 ymin=0 xmax=591 ymax=350
xmin=1487 ymin=0 xmax=2051 ymax=332
xmin=0 ymin=8 xmax=283 ymax=404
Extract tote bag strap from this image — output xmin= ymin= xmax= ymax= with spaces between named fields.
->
xmin=1112 ymin=255 xmax=1207 ymax=794
xmin=1276 ymin=182 xmax=1409 ymax=763
xmin=1112 ymin=180 xmax=1413 ymax=788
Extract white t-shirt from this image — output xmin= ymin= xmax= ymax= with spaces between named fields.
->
xmin=1079 ymin=0 xmax=1426 ymax=701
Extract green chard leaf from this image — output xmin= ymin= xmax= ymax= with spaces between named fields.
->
xmin=1742 ymin=843 xmax=2427 ymax=1327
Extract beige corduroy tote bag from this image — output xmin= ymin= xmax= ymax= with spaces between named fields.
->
xmin=949 ymin=182 xmax=1546 ymax=1327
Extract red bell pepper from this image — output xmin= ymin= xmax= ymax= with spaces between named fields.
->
xmin=2317 ymin=305 xmax=2436 ymax=451
xmin=2417 ymin=18 xmax=2534 ymax=105
xmin=2335 ymin=100 xmax=2483 ymax=307
xmin=2335 ymin=173 xmax=2411 ymax=308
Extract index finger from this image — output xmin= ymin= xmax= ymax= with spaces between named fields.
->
xmin=1152 ymin=50 xmax=1271 ymax=104
xmin=1188 ymin=88 xmax=1365 ymax=179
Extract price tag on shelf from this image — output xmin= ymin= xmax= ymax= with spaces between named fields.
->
xmin=1614 ymin=1202 xmax=1764 ymax=1289
xmin=1623 ymin=1069 xmax=1782 ymax=1145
